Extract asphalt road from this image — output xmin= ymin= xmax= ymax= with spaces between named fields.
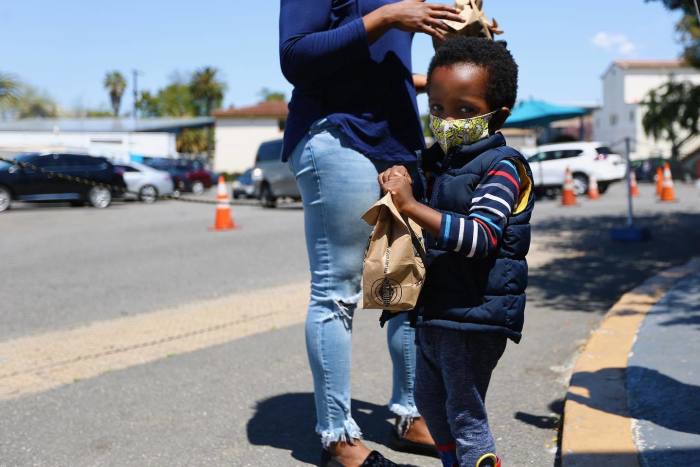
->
xmin=1 ymin=183 xmax=699 ymax=466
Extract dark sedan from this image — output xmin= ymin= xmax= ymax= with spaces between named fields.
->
xmin=0 ymin=153 xmax=126 ymax=212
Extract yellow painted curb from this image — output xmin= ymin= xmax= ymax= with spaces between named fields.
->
xmin=561 ymin=258 xmax=700 ymax=466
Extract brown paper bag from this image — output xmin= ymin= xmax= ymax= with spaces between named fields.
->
xmin=442 ymin=0 xmax=503 ymax=39
xmin=361 ymin=193 xmax=426 ymax=312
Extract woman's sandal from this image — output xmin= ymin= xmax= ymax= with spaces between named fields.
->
xmin=321 ymin=449 xmax=415 ymax=467
xmin=388 ymin=417 xmax=439 ymax=458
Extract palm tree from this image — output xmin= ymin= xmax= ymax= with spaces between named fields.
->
xmin=190 ymin=67 xmax=225 ymax=117
xmin=104 ymin=71 xmax=127 ymax=117
xmin=189 ymin=67 xmax=226 ymax=158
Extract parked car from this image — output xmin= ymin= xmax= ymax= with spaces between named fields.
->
xmin=251 ymin=139 xmax=301 ymax=208
xmin=632 ymin=158 xmax=695 ymax=183
xmin=0 ymin=153 xmax=126 ymax=212
xmin=232 ymin=168 xmax=255 ymax=199
xmin=142 ymin=158 xmax=213 ymax=195
xmin=113 ymin=161 xmax=175 ymax=203
xmin=526 ymin=142 xmax=626 ymax=197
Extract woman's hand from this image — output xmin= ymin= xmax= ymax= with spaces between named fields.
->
xmin=364 ymin=0 xmax=464 ymax=43
xmin=378 ymin=165 xmax=413 ymax=187
xmin=412 ymin=74 xmax=427 ymax=93
xmin=381 ymin=173 xmax=416 ymax=212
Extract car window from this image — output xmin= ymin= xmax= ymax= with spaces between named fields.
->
xmin=256 ymin=141 xmax=283 ymax=163
xmin=595 ymin=146 xmax=611 ymax=155
xmin=561 ymin=150 xmax=583 ymax=159
xmin=541 ymin=150 xmax=583 ymax=161
xmin=527 ymin=153 xmax=543 ymax=163
xmin=117 ymin=165 xmax=139 ymax=173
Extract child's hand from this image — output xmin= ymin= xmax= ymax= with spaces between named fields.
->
xmin=382 ymin=174 xmax=416 ymax=212
xmin=378 ymin=165 xmax=413 ymax=186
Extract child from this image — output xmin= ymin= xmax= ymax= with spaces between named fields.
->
xmin=379 ymin=36 xmax=534 ymax=467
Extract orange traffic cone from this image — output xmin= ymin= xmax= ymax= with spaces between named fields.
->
xmin=660 ymin=162 xmax=676 ymax=202
xmin=561 ymin=167 xmax=577 ymax=206
xmin=655 ymin=166 xmax=664 ymax=197
xmin=211 ymin=175 xmax=236 ymax=231
xmin=630 ymin=170 xmax=639 ymax=197
xmin=587 ymin=175 xmax=600 ymax=200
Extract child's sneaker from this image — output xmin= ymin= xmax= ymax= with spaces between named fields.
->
xmin=476 ymin=453 xmax=501 ymax=467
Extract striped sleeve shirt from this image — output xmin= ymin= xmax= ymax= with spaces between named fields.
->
xmin=438 ymin=159 xmax=522 ymax=258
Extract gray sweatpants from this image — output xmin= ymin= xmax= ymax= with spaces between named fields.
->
xmin=415 ymin=327 xmax=507 ymax=467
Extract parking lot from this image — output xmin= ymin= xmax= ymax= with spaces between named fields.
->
xmin=1 ymin=182 xmax=700 ymax=466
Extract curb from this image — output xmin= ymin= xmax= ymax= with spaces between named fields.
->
xmin=560 ymin=258 xmax=700 ymax=467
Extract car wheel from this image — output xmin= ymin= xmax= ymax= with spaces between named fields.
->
xmin=572 ymin=174 xmax=589 ymax=196
xmin=260 ymin=183 xmax=277 ymax=208
xmin=191 ymin=181 xmax=205 ymax=195
xmin=88 ymin=186 xmax=112 ymax=208
xmin=139 ymin=185 xmax=158 ymax=203
xmin=0 ymin=186 xmax=11 ymax=212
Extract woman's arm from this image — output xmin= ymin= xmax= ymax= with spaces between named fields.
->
xmin=280 ymin=0 xmax=463 ymax=86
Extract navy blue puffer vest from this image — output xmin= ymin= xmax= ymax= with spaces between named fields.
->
xmin=414 ymin=133 xmax=535 ymax=343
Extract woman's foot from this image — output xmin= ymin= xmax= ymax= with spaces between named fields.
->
xmin=321 ymin=440 xmax=409 ymax=467
xmin=323 ymin=440 xmax=371 ymax=467
xmin=399 ymin=416 xmax=434 ymax=445
xmin=389 ymin=416 xmax=439 ymax=457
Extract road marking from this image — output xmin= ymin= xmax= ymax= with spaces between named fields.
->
xmin=0 ymin=282 xmax=310 ymax=401
xmin=561 ymin=258 xmax=700 ymax=467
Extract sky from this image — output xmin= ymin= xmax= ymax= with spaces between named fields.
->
xmin=0 ymin=0 xmax=684 ymax=116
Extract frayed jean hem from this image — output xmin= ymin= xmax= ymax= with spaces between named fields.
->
xmin=389 ymin=402 xmax=420 ymax=419
xmin=318 ymin=418 xmax=363 ymax=448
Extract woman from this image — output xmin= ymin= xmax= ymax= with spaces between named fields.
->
xmin=279 ymin=1 xmax=463 ymax=465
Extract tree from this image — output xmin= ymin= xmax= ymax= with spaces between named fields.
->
xmin=0 ymin=72 xmax=19 ymax=106
xmin=176 ymin=128 xmax=209 ymax=154
xmin=157 ymin=83 xmax=195 ymax=117
xmin=190 ymin=67 xmax=225 ymax=117
xmin=136 ymin=90 xmax=161 ymax=118
xmin=189 ymin=67 xmax=225 ymax=158
xmin=259 ymin=87 xmax=286 ymax=102
xmin=642 ymin=80 xmax=700 ymax=160
xmin=646 ymin=0 xmax=700 ymax=66
xmin=104 ymin=71 xmax=127 ymax=116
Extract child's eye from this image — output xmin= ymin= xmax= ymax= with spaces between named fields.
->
xmin=459 ymin=107 xmax=477 ymax=117
xmin=429 ymin=104 xmax=443 ymax=114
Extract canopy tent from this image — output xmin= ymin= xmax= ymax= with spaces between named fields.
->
xmin=503 ymin=99 xmax=589 ymax=128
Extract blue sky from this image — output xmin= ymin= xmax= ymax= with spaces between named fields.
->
xmin=0 ymin=0 xmax=683 ymax=115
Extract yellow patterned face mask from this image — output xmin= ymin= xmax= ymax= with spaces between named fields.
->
xmin=429 ymin=111 xmax=497 ymax=154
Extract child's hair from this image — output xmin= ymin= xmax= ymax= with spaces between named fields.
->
xmin=427 ymin=36 xmax=519 ymax=110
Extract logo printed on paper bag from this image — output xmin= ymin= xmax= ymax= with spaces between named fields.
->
xmin=371 ymin=277 xmax=402 ymax=307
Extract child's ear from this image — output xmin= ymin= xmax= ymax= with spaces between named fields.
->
xmin=489 ymin=107 xmax=511 ymax=133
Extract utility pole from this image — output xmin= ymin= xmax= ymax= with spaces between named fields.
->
xmin=132 ymin=69 xmax=142 ymax=128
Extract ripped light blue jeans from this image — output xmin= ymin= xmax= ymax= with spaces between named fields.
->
xmin=289 ymin=120 xmax=419 ymax=447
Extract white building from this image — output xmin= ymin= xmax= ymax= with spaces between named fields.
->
xmin=593 ymin=60 xmax=700 ymax=160
xmin=0 ymin=117 xmax=213 ymax=161
xmin=213 ymin=101 xmax=287 ymax=174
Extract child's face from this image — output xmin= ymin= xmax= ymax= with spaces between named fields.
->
xmin=428 ymin=64 xmax=509 ymax=131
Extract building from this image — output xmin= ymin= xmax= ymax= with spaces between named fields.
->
xmin=213 ymin=101 xmax=287 ymax=174
xmin=593 ymin=60 xmax=700 ymax=160
xmin=0 ymin=117 xmax=213 ymax=161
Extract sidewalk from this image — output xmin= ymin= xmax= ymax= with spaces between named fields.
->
xmin=561 ymin=258 xmax=700 ymax=466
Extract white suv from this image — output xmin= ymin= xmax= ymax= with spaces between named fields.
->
xmin=526 ymin=142 xmax=626 ymax=197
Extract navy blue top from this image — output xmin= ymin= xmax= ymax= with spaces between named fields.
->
xmin=279 ymin=0 xmax=425 ymax=162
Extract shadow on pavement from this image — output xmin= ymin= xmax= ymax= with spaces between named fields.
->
xmin=529 ymin=212 xmax=700 ymax=313
xmin=569 ymin=366 xmax=700 ymax=435
xmin=514 ymin=398 xmax=563 ymax=430
xmin=246 ymin=392 xmax=395 ymax=464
